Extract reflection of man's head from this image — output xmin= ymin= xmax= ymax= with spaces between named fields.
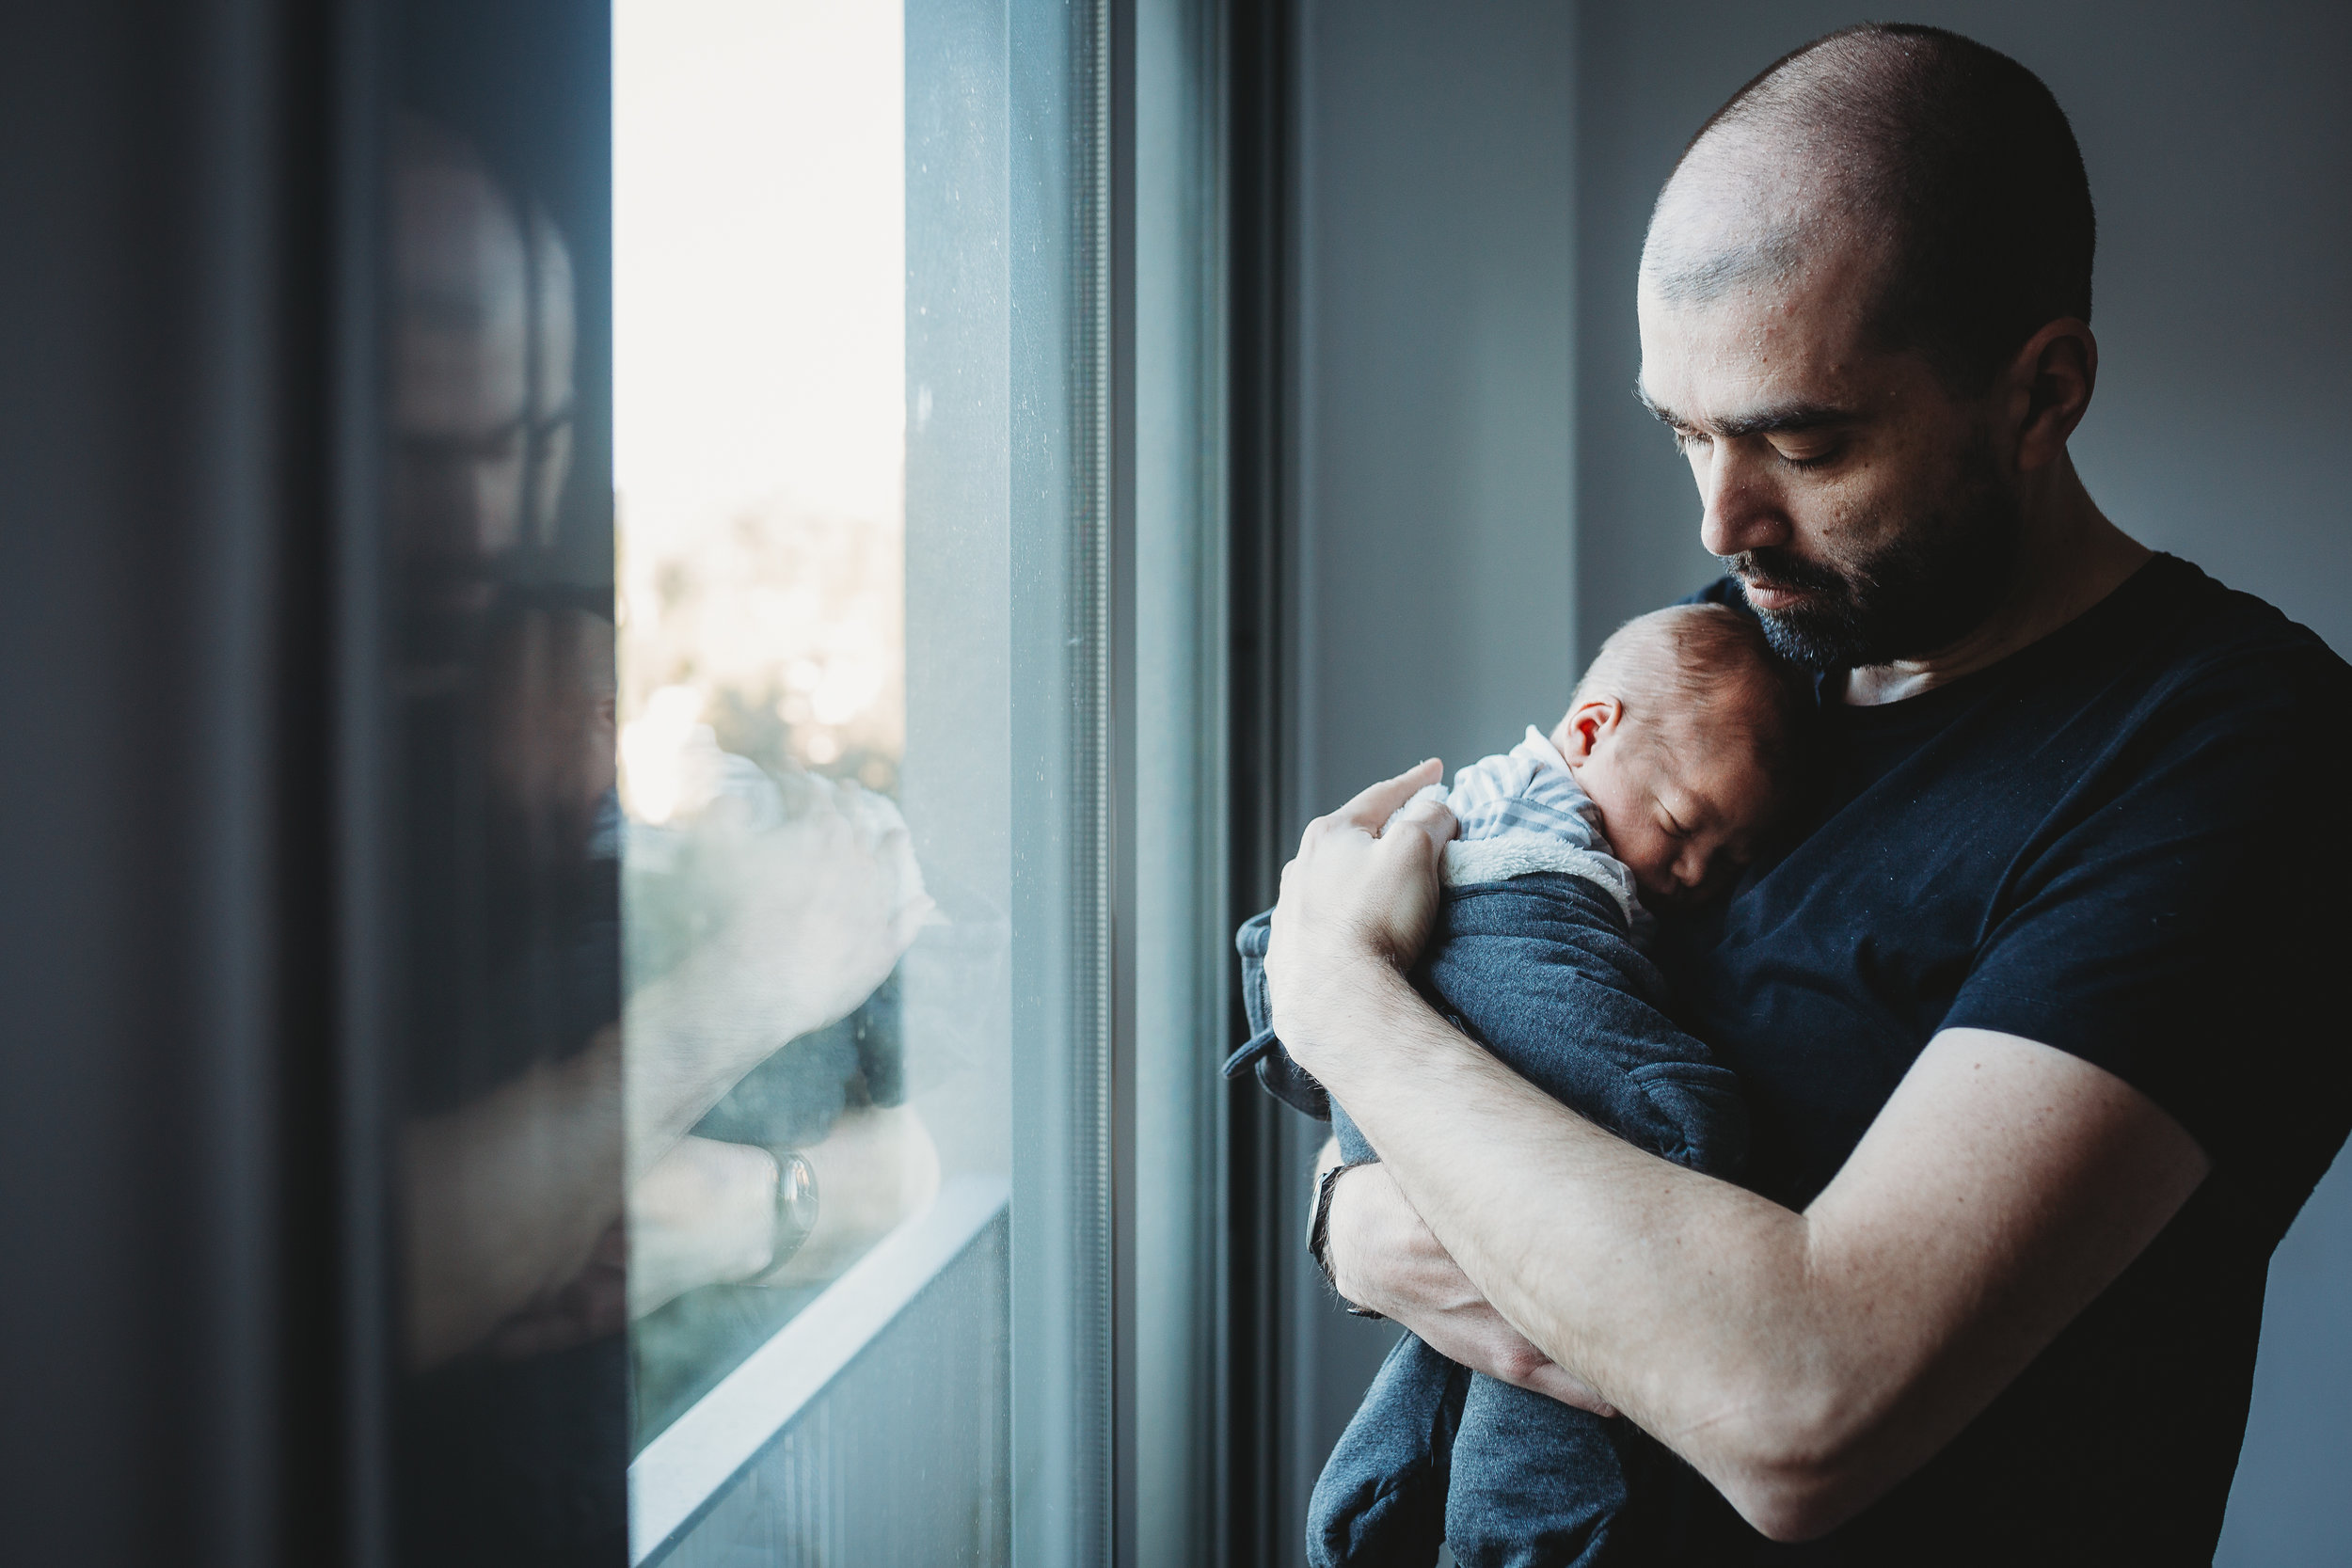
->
xmin=485 ymin=607 xmax=618 ymax=851
xmin=392 ymin=114 xmax=576 ymax=614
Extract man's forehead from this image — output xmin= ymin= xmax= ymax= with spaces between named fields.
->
xmin=1642 ymin=151 xmax=1822 ymax=305
xmin=1638 ymin=158 xmax=1889 ymax=412
xmin=1635 ymin=266 xmax=1880 ymax=434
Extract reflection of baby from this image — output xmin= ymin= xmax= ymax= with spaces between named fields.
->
xmin=1232 ymin=603 xmax=1805 ymax=1568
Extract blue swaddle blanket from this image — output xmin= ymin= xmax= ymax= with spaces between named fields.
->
xmin=1227 ymin=729 xmax=1745 ymax=1568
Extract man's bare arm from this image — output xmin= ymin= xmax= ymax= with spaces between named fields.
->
xmin=1272 ymin=766 xmax=2210 ymax=1541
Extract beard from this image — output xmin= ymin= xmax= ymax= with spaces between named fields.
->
xmin=1723 ymin=437 xmax=2024 ymax=671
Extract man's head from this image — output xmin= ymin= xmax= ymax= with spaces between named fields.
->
xmin=391 ymin=114 xmax=578 ymax=619
xmin=1637 ymin=24 xmax=2098 ymax=671
xmin=1552 ymin=604 xmax=1804 ymax=910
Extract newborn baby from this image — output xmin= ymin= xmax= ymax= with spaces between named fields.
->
xmin=1229 ymin=603 xmax=1804 ymax=1568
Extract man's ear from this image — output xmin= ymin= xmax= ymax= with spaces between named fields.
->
xmin=2004 ymin=317 xmax=2098 ymax=472
xmin=1554 ymin=696 xmax=1623 ymax=764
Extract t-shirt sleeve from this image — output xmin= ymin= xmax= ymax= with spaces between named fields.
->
xmin=1942 ymin=639 xmax=2352 ymax=1215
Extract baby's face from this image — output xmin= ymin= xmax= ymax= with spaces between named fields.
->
xmin=1553 ymin=701 xmax=1777 ymax=911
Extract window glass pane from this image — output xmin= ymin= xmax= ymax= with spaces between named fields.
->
xmin=612 ymin=0 xmax=937 ymax=1444
xmin=613 ymin=1 xmax=1111 ymax=1559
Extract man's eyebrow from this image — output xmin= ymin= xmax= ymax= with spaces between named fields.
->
xmin=1634 ymin=384 xmax=1855 ymax=438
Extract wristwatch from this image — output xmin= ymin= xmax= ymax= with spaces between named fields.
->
xmin=1311 ymin=1161 xmax=1386 ymax=1321
xmin=751 ymin=1148 xmax=819 ymax=1284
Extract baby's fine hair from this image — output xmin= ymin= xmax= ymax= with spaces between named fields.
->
xmin=1570 ymin=603 xmax=1805 ymax=764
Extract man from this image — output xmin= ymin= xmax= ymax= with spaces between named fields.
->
xmin=1268 ymin=24 xmax=2352 ymax=1562
xmin=388 ymin=112 xmax=931 ymax=1564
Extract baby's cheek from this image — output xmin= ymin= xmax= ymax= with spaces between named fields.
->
xmin=1615 ymin=837 xmax=1674 ymax=895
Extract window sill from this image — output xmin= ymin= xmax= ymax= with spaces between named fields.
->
xmin=627 ymin=1172 xmax=1012 ymax=1562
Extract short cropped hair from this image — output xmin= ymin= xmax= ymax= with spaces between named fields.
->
xmin=1661 ymin=24 xmax=2094 ymax=391
xmin=1572 ymin=604 xmax=1805 ymax=769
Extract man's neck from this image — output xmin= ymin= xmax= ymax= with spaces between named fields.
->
xmin=1841 ymin=462 xmax=2150 ymax=707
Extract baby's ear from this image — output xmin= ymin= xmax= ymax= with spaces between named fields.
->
xmin=1553 ymin=696 xmax=1621 ymax=763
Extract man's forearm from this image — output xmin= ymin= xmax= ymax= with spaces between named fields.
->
xmin=1310 ymin=969 xmax=2207 ymax=1540
xmin=1318 ymin=969 xmax=1809 ymax=1456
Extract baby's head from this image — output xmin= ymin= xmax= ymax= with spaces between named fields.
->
xmin=1551 ymin=604 xmax=1804 ymax=910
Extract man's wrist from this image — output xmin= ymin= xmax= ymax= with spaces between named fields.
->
xmin=1311 ymin=1162 xmax=1386 ymax=1320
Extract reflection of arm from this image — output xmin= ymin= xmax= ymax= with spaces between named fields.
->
xmin=625 ymin=1107 xmax=942 ymax=1319
xmin=622 ymin=784 xmax=933 ymax=1186
xmin=618 ymin=935 xmax=832 ymax=1188
xmin=401 ymin=781 xmax=930 ymax=1370
xmin=397 ymin=942 xmax=859 ymax=1370
xmin=399 ymin=977 xmax=789 ymax=1370
xmin=626 ymin=1134 xmax=777 ymax=1320
xmin=402 ymin=1024 xmax=624 ymax=1370
xmin=399 ymin=945 xmax=861 ymax=1370
xmin=635 ymin=1109 xmax=946 ymax=1316
xmin=752 ymin=1104 xmax=940 ymax=1288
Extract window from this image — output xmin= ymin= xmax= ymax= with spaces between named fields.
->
xmin=377 ymin=1 xmax=1227 ymax=1560
xmin=611 ymin=1 xmax=1215 ymax=1561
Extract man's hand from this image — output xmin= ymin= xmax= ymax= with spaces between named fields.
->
xmin=1326 ymin=1161 xmax=1616 ymax=1418
xmin=708 ymin=777 xmax=934 ymax=1049
xmin=626 ymin=777 xmax=935 ymax=1180
xmin=1265 ymin=760 xmax=1456 ymax=1071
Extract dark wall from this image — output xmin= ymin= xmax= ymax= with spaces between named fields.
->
xmin=0 ymin=2 xmax=625 ymax=1561
xmin=1573 ymin=6 xmax=2352 ymax=1562
xmin=0 ymin=3 xmax=350 ymax=1562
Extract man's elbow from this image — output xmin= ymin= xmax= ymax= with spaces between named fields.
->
xmin=1700 ymin=1396 xmax=1888 ymax=1544
xmin=1717 ymin=1468 xmax=1860 ymax=1544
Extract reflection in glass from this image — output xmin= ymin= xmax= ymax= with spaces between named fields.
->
xmin=612 ymin=0 xmax=946 ymax=1449
xmin=385 ymin=2 xmax=626 ymax=1560
xmin=611 ymin=0 xmax=1115 ymax=1558
xmin=379 ymin=0 xmax=1100 ymax=1559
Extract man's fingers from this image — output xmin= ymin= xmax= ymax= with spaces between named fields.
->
xmin=1332 ymin=758 xmax=1444 ymax=833
xmin=1385 ymin=790 xmax=1458 ymax=853
xmin=890 ymin=891 xmax=941 ymax=951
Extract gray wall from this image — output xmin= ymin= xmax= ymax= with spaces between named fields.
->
xmin=1296 ymin=1 xmax=2352 ymax=1560
xmin=1576 ymin=0 xmax=2352 ymax=660
xmin=1290 ymin=0 xmax=1580 ymax=1531
xmin=1295 ymin=0 xmax=1579 ymax=813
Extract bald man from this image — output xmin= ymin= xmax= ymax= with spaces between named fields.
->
xmin=1267 ymin=24 xmax=2352 ymax=1565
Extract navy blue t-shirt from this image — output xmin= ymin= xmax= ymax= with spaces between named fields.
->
xmin=1652 ymin=554 xmax=2352 ymax=1564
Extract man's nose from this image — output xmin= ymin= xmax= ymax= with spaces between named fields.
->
xmin=1695 ymin=445 xmax=1788 ymax=559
